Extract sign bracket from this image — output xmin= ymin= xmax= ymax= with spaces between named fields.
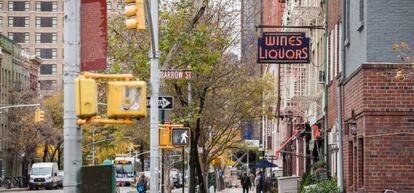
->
xmin=256 ymin=25 xmax=326 ymax=30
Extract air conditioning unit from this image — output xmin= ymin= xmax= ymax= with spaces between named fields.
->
xmin=318 ymin=70 xmax=325 ymax=84
xmin=328 ymin=132 xmax=334 ymax=145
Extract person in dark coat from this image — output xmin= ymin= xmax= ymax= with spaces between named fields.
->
xmin=256 ymin=171 xmax=264 ymax=193
xmin=240 ymin=173 xmax=251 ymax=193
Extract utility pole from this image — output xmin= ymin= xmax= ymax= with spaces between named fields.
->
xmin=92 ymin=128 xmax=95 ymax=166
xmin=147 ymin=0 xmax=160 ymax=192
xmin=63 ymin=0 xmax=81 ymax=192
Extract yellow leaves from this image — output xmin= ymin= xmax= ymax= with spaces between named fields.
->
xmin=394 ymin=70 xmax=405 ymax=81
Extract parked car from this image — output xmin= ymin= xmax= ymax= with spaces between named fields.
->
xmin=170 ymin=170 xmax=183 ymax=189
xmin=57 ymin=171 xmax=64 ymax=188
xmin=29 ymin=162 xmax=59 ymax=190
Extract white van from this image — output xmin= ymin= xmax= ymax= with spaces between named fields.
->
xmin=29 ymin=162 xmax=59 ymax=190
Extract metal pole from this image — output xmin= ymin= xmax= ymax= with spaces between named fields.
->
xmin=246 ymin=148 xmax=249 ymax=174
xmin=182 ymin=147 xmax=185 ymax=193
xmin=187 ymin=82 xmax=192 ymax=191
xmin=63 ymin=0 xmax=81 ymax=192
xmin=0 ymin=104 xmax=40 ymax=110
xmin=92 ymin=128 xmax=95 ymax=166
xmin=323 ymin=0 xmax=330 ymax=176
xmin=337 ymin=0 xmax=346 ymax=191
xmin=149 ymin=0 xmax=160 ymax=192
xmin=161 ymin=149 xmax=164 ymax=193
xmin=336 ymin=85 xmax=344 ymax=192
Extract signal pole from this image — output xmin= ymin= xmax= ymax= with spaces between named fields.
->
xmin=63 ymin=0 xmax=81 ymax=192
xmin=147 ymin=0 xmax=160 ymax=193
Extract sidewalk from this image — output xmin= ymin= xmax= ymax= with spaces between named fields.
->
xmin=0 ymin=188 xmax=28 ymax=192
xmin=217 ymin=187 xmax=243 ymax=193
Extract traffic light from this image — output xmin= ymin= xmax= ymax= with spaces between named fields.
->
xmin=76 ymin=76 xmax=98 ymax=118
xmin=106 ymin=81 xmax=147 ymax=118
xmin=34 ymin=108 xmax=45 ymax=123
xmin=124 ymin=0 xmax=146 ymax=31
xmin=159 ymin=127 xmax=171 ymax=146
xmin=39 ymin=110 xmax=45 ymax=122
xmin=171 ymin=127 xmax=191 ymax=146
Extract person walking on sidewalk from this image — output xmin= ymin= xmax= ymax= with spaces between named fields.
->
xmin=255 ymin=171 xmax=264 ymax=193
xmin=240 ymin=173 xmax=251 ymax=193
xmin=249 ymin=172 xmax=255 ymax=191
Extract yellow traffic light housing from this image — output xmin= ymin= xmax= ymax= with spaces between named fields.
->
xmin=76 ymin=76 xmax=98 ymax=118
xmin=34 ymin=108 xmax=45 ymax=123
xmin=39 ymin=110 xmax=45 ymax=122
xmin=34 ymin=108 xmax=40 ymax=123
xmin=159 ymin=127 xmax=171 ymax=147
xmin=106 ymin=81 xmax=147 ymax=118
xmin=124 ymin=0 xmax=146 ymax=31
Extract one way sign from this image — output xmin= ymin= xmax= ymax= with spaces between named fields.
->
xmin=146 ymin=96 xmax=173 ymax=110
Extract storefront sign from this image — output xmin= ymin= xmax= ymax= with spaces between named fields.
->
xmin=258 ymin=32 xmax=310 ymax=63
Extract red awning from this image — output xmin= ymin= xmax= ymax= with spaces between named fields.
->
xmin=312 ymin=125 xmax=321 ymax=140
xmin=275 ymin=129 xmax=301 ymax=160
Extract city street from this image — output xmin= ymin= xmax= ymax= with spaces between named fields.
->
xmin=0 ymin=187 xmax=243 ymax=193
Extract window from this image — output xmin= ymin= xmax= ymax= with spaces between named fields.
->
xmin=40 ymin=64 xmax=57 ymax=75
xmin=8 ymin=32 xmax=29 ymax=43
xmin=36 ymin=33 xmax=57 ymax=43
xmin=8 ymin=17 xmax=29 ymax=27
xmin=36 ymin=17 xmax=57 ymax=27
xmin=36 ymin=1 xmax=57 ymax=11
xmin=39 ymin=80 xmax=56 ymax=90
xmin=0 ymin=1 xmax=3 ymax=11
xmin=36 ymin=48 xmax=57 ymax=59
xmin=8 ymin=1 xmax=30 ymax=11
xmin=106 ymin=1 xmax=112 ymax=10
xmin=0 ymin=17 xmax=2 ymax=28
xmin=358 ymin=0 xmax=364 ymax=31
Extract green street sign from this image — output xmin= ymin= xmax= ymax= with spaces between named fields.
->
xmin=171 ymin=127 xmax=190 ymax=146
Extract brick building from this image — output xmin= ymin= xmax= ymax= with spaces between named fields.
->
xmin=327 ymin=0 xmax=414 ymax=192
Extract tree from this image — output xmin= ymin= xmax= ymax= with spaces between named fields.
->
xmin=106 ymin=1 xmax=273 ymax=193
xmin=34 ymin=93 xmax=65 ymax=169
xmin=7 ymin=87 xmax=43 ymax=176
xmin=390 ymin=42 xmax=414 ymax=80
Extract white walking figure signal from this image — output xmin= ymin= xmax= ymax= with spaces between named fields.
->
xmin=180 ymin=131 xmax=188 ymax=143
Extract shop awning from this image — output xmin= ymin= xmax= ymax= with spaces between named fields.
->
xmin=275 ymin=129 xmax=301 ymax=160
xmin=312 ymin=124 xmax=321 ymax=140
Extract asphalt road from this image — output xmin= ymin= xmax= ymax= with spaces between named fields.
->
xmin=0 ymin=187 xmax=242 ymax=193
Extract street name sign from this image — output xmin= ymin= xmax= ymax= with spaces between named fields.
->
xmin=258 ymin=32 xmax=310 ymax=64
xmin=171 ymin=127 xmax=191 ymax=146
xmin=161 ymin=69 xmax=192 ymax=80
xmin=146 ymin=96 xmax=173 ymax=110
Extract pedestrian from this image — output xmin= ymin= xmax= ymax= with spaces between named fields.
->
xmin=256 ymin=171 xmax=264 ymax=193
xmin=240 ymin=173 xmax=251 ymax=193
xmin=136 ymin=173 xmax=147 ymax=193
xmin=249 ymin=172 xmax=255 ymax=191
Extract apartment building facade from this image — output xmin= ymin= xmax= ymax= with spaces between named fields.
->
xmin=0 ymin=0 xmax=64 ymax=96
xmin=328 ymin=0 xmax=414 ymax=192
xmin=0 ymin=33 xmax=41 ymax=177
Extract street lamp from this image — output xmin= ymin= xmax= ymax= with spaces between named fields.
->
xmin=348 ymin=121 xmax=357 ymax=135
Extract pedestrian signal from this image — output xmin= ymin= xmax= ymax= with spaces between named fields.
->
xmin=171 ymin=127 xmax=190 ymax=146
xmin=106 ymin=81 xmax=147 ymax=118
